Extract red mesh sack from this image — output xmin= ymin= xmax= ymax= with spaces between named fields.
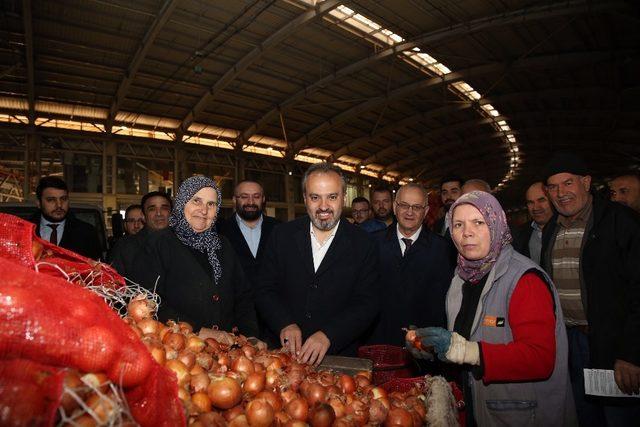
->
xmin=0 ymin=359 xmax=65 ymax=427
xmin=358 ymin=345 xmax=415 ymax=384
xmin=0 ymin=256 xmax=185 ymax=427
xmin=0 ymin=213 xmax=125 ymax=289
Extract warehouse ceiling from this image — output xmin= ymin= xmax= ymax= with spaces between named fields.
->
xmin=0 ymin=0 xmax=639 ymax=204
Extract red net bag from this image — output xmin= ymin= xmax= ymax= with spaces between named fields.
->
xmin=0 ymin=359 xmax=65 ymax=427
xmin=0 ymin=213 xmax=125 ymax=289
xmin=358 ymin=345 xmax=415 ymax=384
xmin=0 ymin=256 xmax=185 ymax=427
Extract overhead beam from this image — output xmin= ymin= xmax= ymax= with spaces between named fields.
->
xmin=179 ymin=0 xmax=342 ymax=135
xmin=22 ymin=0 xmax=35 ymax=124
xmin=291 ymin=50 xmax=617 ymax=155
xmin=106 ymin=0 xmax=179 ymax=132
xmin=329 ymin=85 xmax=616 ymax=161
xmin=239 ymin=0 xmax=626 ymax=146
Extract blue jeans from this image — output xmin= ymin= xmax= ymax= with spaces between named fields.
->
xmin=567 ymin=327 xmax=640 ymax=427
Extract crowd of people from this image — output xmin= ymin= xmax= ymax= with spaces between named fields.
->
xmin=29 ymin=151 xmax=640 ymax=426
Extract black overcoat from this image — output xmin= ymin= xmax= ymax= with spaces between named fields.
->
xmin=366 ymin=226 xmax=455 ymax=346
xmin=31 ymin=212 xmax=101 ymax=260
xmin=255 ymin=216 xmax=380 ymax=355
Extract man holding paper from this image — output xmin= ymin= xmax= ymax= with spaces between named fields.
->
xmin=541 ymin=152 xmax=640 ymax=426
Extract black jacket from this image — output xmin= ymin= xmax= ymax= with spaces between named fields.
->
xmin=541 ymin=196 xmax=640 ymax=368
xmin=216 ymin=215 xmax=280 ymax=282
xmin=366 ymin=226 xmax=455 ymax=346
xmin=31 ymin=211 xmax=101 ymax=260
xmin=511 ymin=222 xmax=533 ymax=258
xmin=133 ymin=228 xmax=258 ymax=336
xmin=255 ymin=216 xmax=380 ymax=355
xmin=108 ymin=227 xmax=150 ymax=282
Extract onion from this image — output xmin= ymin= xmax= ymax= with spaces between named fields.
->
xmin=229 ymin=414 xmax=250 ymax=427
xmin=163 ymin=332 xmax=186 ymax=351
xmin=205 ymin=338 xmax=221 ymax=353
xmin=191 ymin=372 xmax=211 ymax=393
xmin=303 ymin=383 xmax=327 ymax=406
xmin=246 ymin=399 xmax=275 ymax=427
xmin=166 ymin=359 xmax=191 ymax=387
xmin=80 ymin=373 xmax=109 ymax=393
xmin=207 ymin=376 xmax=242 ymax=409
xmin=255 ymin=390 xmax=283 ymax=412
xmin=86 ymin=392 xmax=116 ymax=424
xmin=178 ymin=321 xmax=193 ymax=334
xmin=328 ymin=397 xmax=346 ymax=418
xmin=232 ymin=355 xmax=255 ymax=375
xmin=332 ymin=417 xmax=356 ymax=427
xmin=285 ymin=398 xmax=309 ymax=421
xmin=241 ymin=344 xmax=257 ymax=359
xmin=369 ymin=398 xmax=389 ymax=424
xmin=60 ymin=370 xmax=84 ymax=413
xmin=127 ymin=295 xmax=155 ymax=322
xmin=178 ymin=350 xmax=196 ymax=370
xmin=274 ymin=411 xmax=291 ymax=426
xmin=196 ymin=412 xmax=227 ymax=426
xmin=370 ymin=386 xmax=388 ymax=400
xmin=223 ymin=405 xmax=245 ymax=422
xmin=286 ymin=368 xmax=305 ymax=391
xmin=280 ymin=389 xmax=298 ymax=405
xmin=308 ymin=402 xmax=335 ymax=427
xmin=137 ymin=318 xmax=160 ymax=336
xmin=346 ymin=399 xmax=369 ymax=425
xmin=384 ymin=407 xmax=413 ymax=427
xmin=145 ymin=339 xmax=166 ymax=365
xmin=187 ymin=335 xmax=206 ymax=353
xmin=190 ymin=363 xmax=205 ymax=376
xmin=354 ymin=374 xmax=370 ymax=388
xmin=243 ymin=371 xmax=266 ymax=396
xmin=283 ymin=421 xmax=307 ymax=427
xmin=191 ymin=391 xmax=212 ymax=413
xmin=265 ymin=370 xmax=282 ymax=388
xmin=196 ymin=352 xmax=214 ymax=370
xmin=318 ymin=371 xmax=336 ymax=387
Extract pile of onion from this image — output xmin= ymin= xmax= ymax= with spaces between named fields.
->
xmin=124 ymin=297 xmax=442 ymax=427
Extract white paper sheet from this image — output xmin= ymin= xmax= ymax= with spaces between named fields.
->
xmin=584 ymin=369 xmax=640 ymax=398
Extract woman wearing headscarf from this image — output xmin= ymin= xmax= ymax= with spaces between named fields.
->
xmin=408 ymin=191 xmax=575 ymax=426
xmin=139 ymin=176 xmax=258 ymax=336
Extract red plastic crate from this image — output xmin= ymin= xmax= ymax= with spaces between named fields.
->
xmin=357 ymin=345 xmax=411 ymax=369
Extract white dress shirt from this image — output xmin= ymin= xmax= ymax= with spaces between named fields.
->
xmin=39 ymin=216 xmax=66 ymax=245
xmin=310 ymin=221 xmax=340 ymax=272
xmin=235 ymin=213 xmax=263 ymax=258
xmin=396 ymin=225 xmax=422 ymax=256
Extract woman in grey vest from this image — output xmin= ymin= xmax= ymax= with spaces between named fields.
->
xmin=408 ymin=191 xmax=575 ymax=426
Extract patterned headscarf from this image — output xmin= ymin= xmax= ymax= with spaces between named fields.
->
xmin=169 ymin=176 xmax=223 ymax=284
xmin=446 ymin=191 xmax=512 ymax=283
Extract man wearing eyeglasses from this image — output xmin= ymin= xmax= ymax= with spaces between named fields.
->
xmin=122 ymin=204 xmax=145 ymax=235
xmin=350 ymin=196 xmax=371 ymax=225
xmin=366 ymin=183 xmax=455 ymax=347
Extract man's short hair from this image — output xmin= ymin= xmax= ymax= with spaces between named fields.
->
xmin=610 ymin=173 xmax=640 ymax=183
xmin=372 ymin=185 xmax=393 ymax=198
xmin=351 ymin=196 xmax=369 ymax=206
xmin=140 ymin=191 xmax=173 ymax=211
xmin=125 ymin=204 xmax=143 ymax=217
xmin=462 ymin=178 xmax=492 ymax=192
xmin=396 ymin=183 xmax=428 ymax=201
xmin=234 ymin=180 xmax=264 ymax=195
xmin=440 ymin=175 xmax=464 ymax=189
xmin=36 ymin=176 xmax=68 ymax=200
xmin=302 ymin=162 xmax=346 ymax=195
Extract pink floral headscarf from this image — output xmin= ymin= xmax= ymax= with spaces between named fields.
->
xmin=446 ymin=191 xmax=512 ymax=283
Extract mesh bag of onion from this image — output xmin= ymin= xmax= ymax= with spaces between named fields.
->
xmin=0 ymin=256 xmax=186 ymax=427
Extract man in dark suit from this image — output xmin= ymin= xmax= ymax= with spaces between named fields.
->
xmin=512 ymin=181 xmax=553 ymax=264
xmin=256 ymin=163 xmax=379 ymax=365
xmin=217 ymin=180 xmax=279 ymax=281
xmin=367 ymin=183 xmax=455 ymax=346
xmin=30 ymin=176 xmax=101 ymax=260
xmin=109 ymin=191 xmax=172 ymax=281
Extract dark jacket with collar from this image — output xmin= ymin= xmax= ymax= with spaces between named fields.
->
xmin=133 ymin=228 xmax=258 ymax=336
xmin=541 ymin=195 xmax=640 ymax=368
xmin=255 ymin=216 xmax=380 ymax=355
xmin=366 ymin=225 xmax=455 ymax=346
xmin=511 ymin=222 xmax=533 ymax=258
xmin=216 ymin=214 xmax=280 ymax=282
xmin=30 ymin=211 xmax=101 ymax=260
xmin=108 ymin=227 xmax=151 ymax=281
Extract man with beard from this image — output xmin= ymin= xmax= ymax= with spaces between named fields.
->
xmin=256 ymin=163 xmax=379 ymax=365
xmin=434 ymin=176 xmax=463 ymax=236
xmin=512 ymin=182 xmax=554 ymax=264
xmin=30 ymin=176 xmax=101 ymax=260
xmin=360 ymin=186 xmax=394 ymax=233
xmin=217 ymin=180 xmax=280 ymax=281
